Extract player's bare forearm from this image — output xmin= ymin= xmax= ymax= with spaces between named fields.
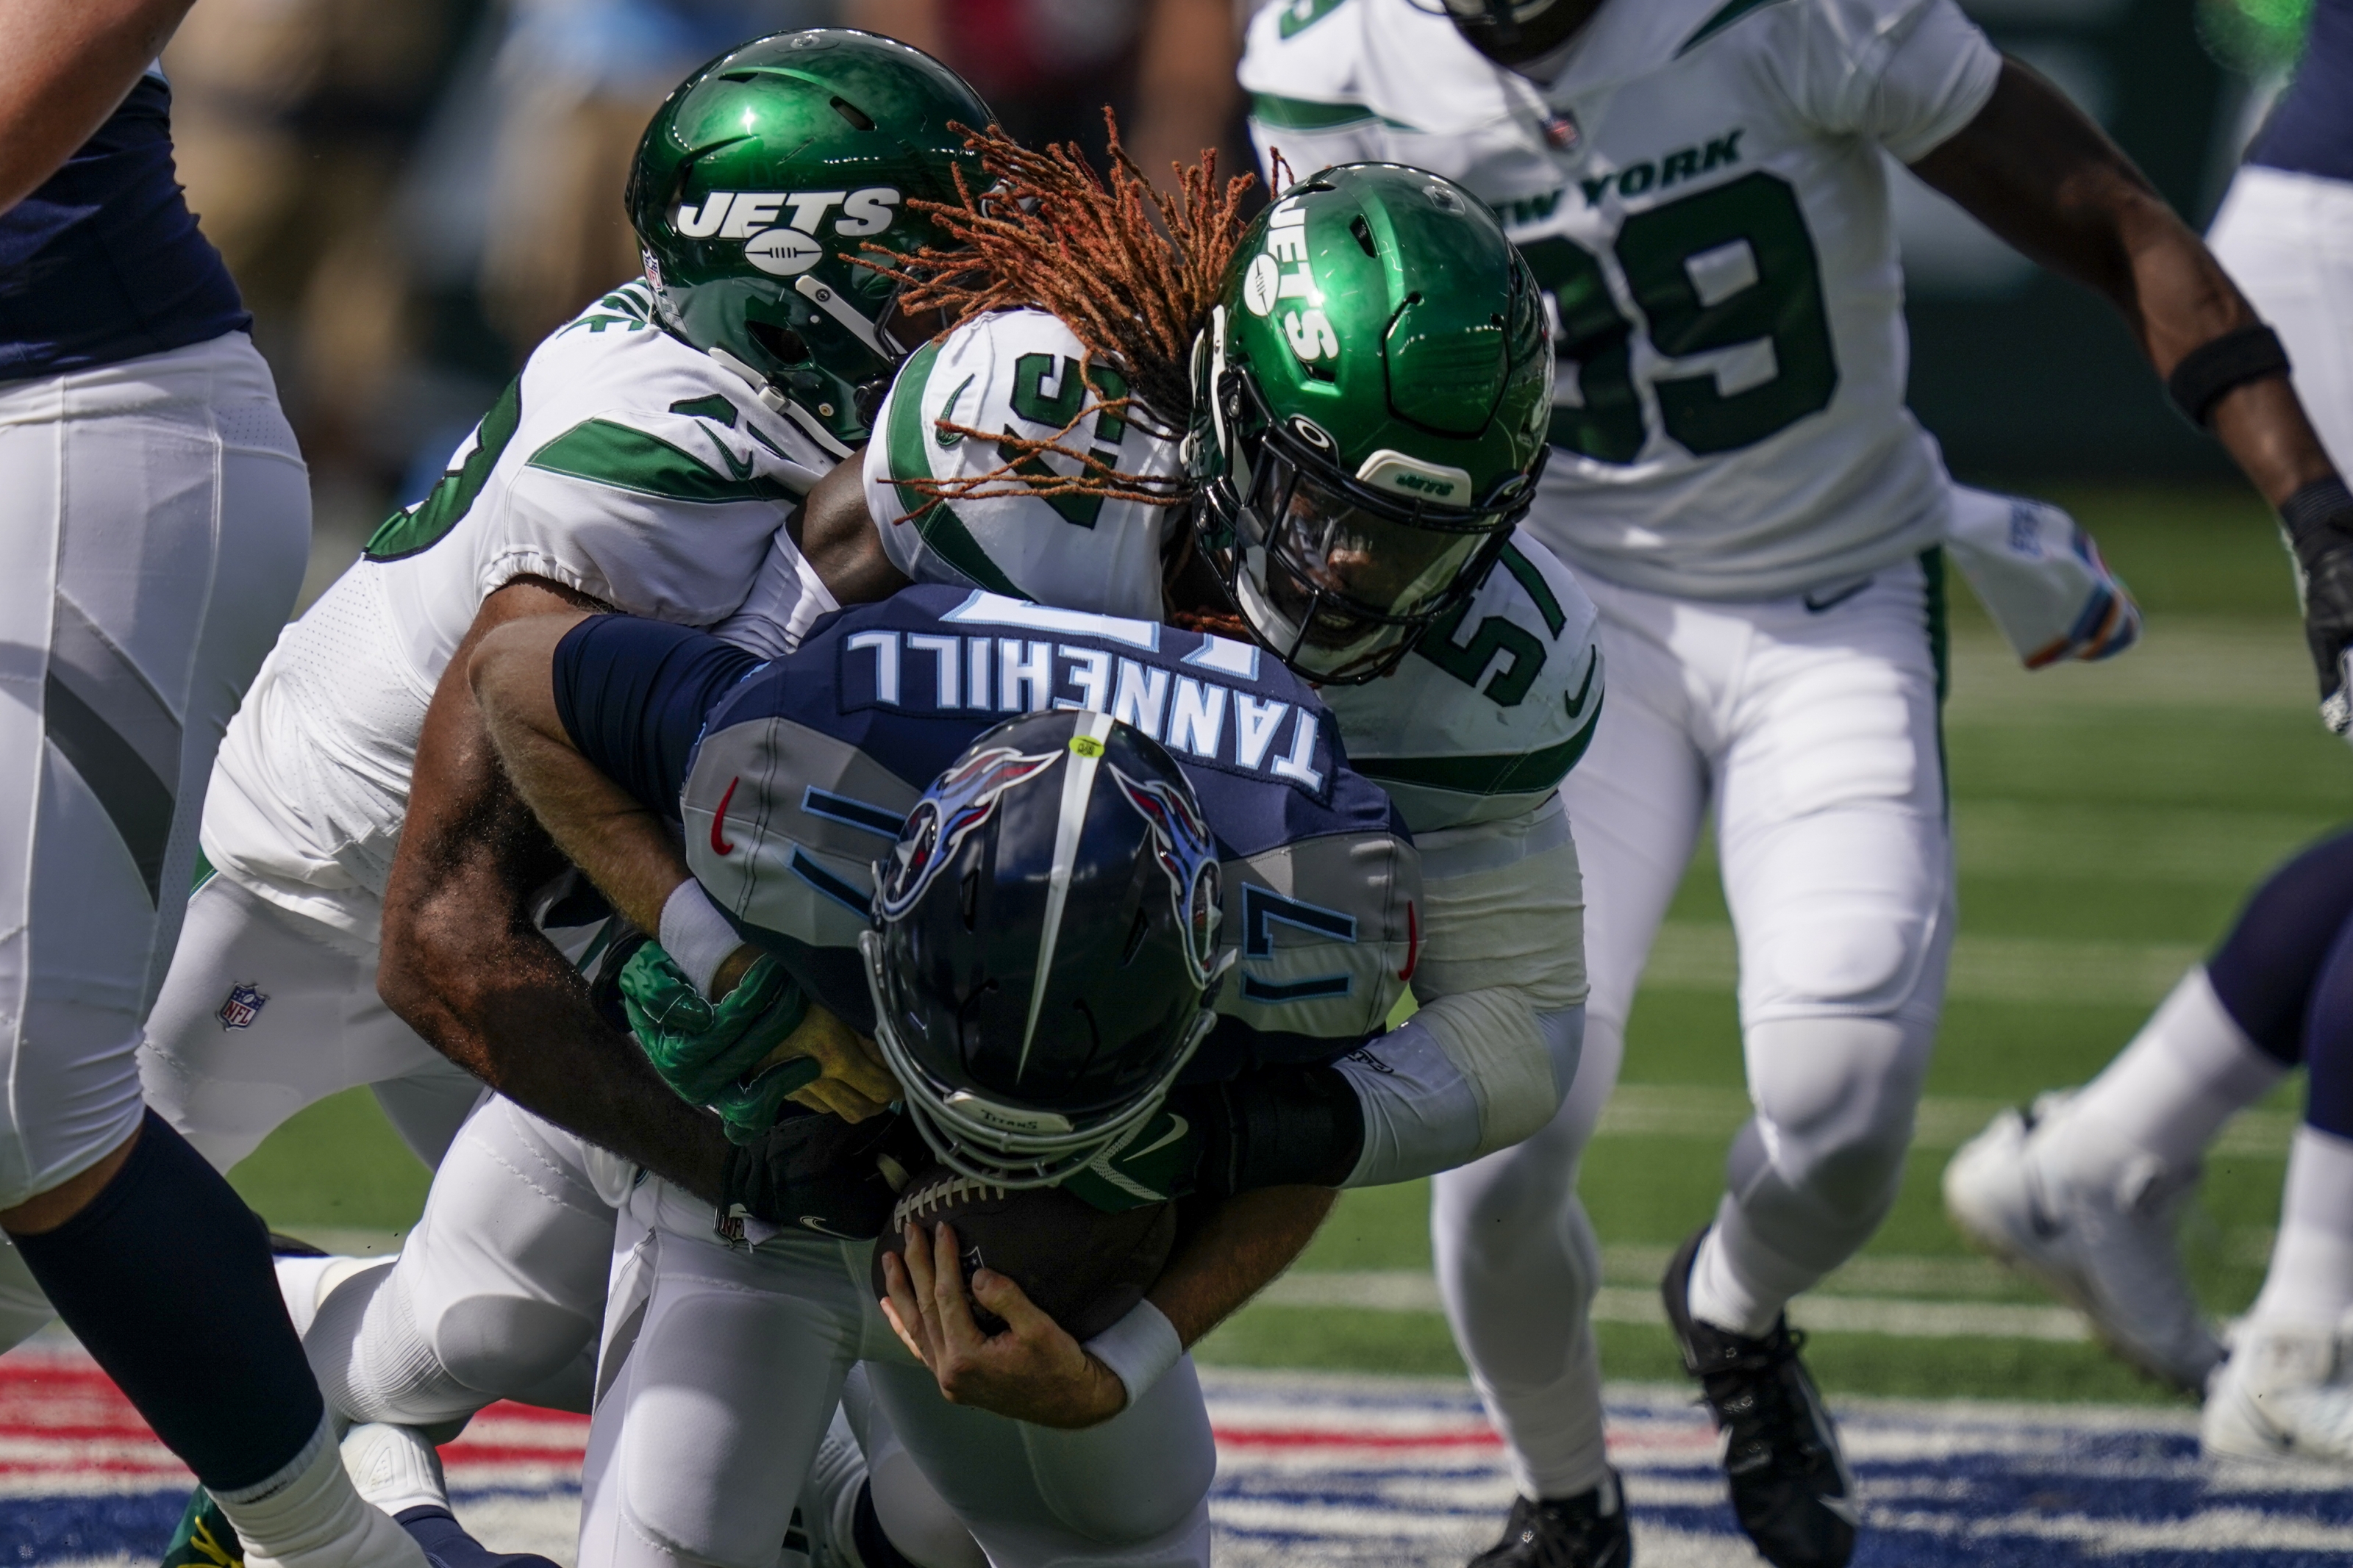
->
xmin=1913 ymin=58 xmax=2338 ymax=507
xmin=796 ymin=455 xmax=909 ymax=606
xmin=0 ymin=0 xmax=193 ymax=213
xmin=468 ymin=610 xmax=695 ymax=934
xmin=1149 ymin=1184 xmax=1337 ymax=1347
xmin=380 ymin=579 xmax=731 ymax=1203
xmin=1128 ymin=0 xmax=1243 ymax=195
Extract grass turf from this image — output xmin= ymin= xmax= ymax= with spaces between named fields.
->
xmin=228 ymin=484 xmax=2350 ymax=1405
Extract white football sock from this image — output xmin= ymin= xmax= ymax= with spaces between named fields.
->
xmin=340 ymin=1424 xmax=449 ymax=1519
xmin=214 ymin=1416 xmax=428 ymax=1568
xmin=2248 ymin=1125 xmax=2353 ymax=1330
xmin=2049 ymin=969 xmax=2285 ymax=1186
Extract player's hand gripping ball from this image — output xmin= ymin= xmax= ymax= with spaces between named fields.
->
xmin=871 ymin=1166 xmax=1176 ymax=1340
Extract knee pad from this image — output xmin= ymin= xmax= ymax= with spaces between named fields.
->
xmin=435 ymin=1295 xmax=601 ymax=1398
xmin=1739 ymin=1015 xmax=1927 ymax=1226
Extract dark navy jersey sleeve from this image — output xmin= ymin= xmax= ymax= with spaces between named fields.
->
xmin=681 ymin=586 xmax=1419 ymax=1069
xmin=552 ymin=615 xmax=761 ymax=823
xmin=2249 ymin=0 xmax=2353 ymax=184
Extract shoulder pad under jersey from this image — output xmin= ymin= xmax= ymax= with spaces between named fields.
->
xmin=678 ymin=585 xmax=1415 ymax=1064
xmin=1324 ymin=531 xmax=1604 ymax=834
xmin=863 ymin=308 xmax=1178 ymax=622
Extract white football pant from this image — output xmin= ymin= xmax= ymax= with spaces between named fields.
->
xmin=140 ymin=874 xmax=485 ymax=1173
xmin=304 ymin=1095 xmax=625 ymax=1427
xmin=2209 ymin=164 xmax=2353 ymax=470
xmin=0 ymin=329 xmax=307 ymax=1312
xmin=1433 ymin=558 xmax=1953 ymax=1501
xmin=583 ymin=1175 xmax=1214 ymax=1568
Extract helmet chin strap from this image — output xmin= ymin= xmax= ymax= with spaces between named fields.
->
xmin=706 ymin=345 xmax=854 ymax=459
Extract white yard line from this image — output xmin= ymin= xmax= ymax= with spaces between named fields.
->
xmin=1255 ymin=1270 xmax=2093 ymax=1342
xmin=1591 ymin=1080 xmax=2296 ymax=1158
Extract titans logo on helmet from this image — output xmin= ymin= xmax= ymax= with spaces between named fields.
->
xmin=876 ymin=745 xmax=1062 ymax=922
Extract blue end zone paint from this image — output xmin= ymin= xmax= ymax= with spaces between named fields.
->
xmin=9 ymin=1381 xmax=2353 ymax=1567
xmin=0 ymin=1492 xmax=187 ymax=1562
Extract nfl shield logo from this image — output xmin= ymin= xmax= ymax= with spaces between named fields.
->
xmin=1543 ymin=110 xmax=1581 ymax=153
xmin=217 ymin=982 xmax=267 ymax=1031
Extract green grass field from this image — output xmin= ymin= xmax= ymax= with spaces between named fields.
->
xmin=228 ymin=484 xmax=2351 ymax=1408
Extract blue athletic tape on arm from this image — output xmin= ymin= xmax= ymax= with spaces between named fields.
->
xmin=551 ymin=615 xmax=761 ymax=821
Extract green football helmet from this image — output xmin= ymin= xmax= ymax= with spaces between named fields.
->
xmin=626 ymin=30 xmax=993 ymax=453
xmin=1188 ymin=162 xmax=1554 ymax=684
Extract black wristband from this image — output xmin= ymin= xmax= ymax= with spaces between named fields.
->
xmin=2282 ymin=477 xmax=2353 ymax=541
xmin=1180 ymin=1065 xmax=1365 ymax=1200
xmin=2167 ymin=323 xmax=2290 ymax=429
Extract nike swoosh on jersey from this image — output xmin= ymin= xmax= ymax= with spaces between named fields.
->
xmin=934 ymin=375 xmax=975 ymax=448
xmin=1802 ymin=579 xmax=1873 ymax=614
xmin=701 ymin=430 xmax=757 ymax=482
xmin=712 ymin=777 xmax=740 ymax=855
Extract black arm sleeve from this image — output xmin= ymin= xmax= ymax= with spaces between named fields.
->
xmin=551 ymin=615 xmax=761 ymax=823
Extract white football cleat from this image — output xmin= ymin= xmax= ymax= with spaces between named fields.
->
xmin=1943 ymin=1093 xmax=2222 ymax=1392
xmin=2204 ymin=1322 xmax=2353 ymax=1464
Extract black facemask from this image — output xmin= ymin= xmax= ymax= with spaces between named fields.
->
xmin=1432 ymin=0 xmax=1597 ymax=67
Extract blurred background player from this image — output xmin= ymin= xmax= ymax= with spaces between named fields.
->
xmin=1240 ymin=1 xmax=2353 ymax=1564
xmin=0 ymin=6 xmax=426 ymax=1568
xmin=1947 ymin=0 xmax=2353 ymax=1461
xmin=846 ymin=0 xmax=1245 ymax=190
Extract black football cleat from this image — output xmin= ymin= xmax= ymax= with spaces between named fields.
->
xmin=1465 ymin=1472 xmax=1632 ymax=1568
xmin=1662 ymin=1228 xmax=1857 ymax=1568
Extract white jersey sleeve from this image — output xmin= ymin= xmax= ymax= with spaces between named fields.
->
xmin=201 ymin=282 xmax=835 ymax=923
xmin=1768 ymin=0 xmax=1999 ymax=161
xmin=862 ymin=308 xmax=1179 ymax=623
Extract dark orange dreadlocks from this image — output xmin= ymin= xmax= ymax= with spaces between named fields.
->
xmin=862 ymin=112 xmax=1257 ymax=517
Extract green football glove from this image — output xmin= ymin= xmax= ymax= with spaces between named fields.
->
xmin=618 ymin=941 xmax=815 ymax=1138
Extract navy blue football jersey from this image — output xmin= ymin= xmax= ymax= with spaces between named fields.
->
xmin=554 ymin=585 xmax=1418 ymax=1081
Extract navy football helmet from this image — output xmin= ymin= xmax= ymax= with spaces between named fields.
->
xmin=862 ymin=709 xmax=1230 ymax=1188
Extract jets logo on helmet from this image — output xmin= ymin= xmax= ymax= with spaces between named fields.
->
xmin=626 ymin=30 xmax=993 ymax=449
xmin=863 ymin=710 xmax=1230 ymax=1189
xmin=876 ymin=745 xmax=1063 ymax=921
xmin=1188 ymin=163 xmax=1553 ymax=684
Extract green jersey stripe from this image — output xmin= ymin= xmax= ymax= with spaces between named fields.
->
xmin=1351 ymin=703 xmax=1602 ymax=798
xmin=1247 ymin=92 xmax=1416 ymax=132
xmin=886 ymin=340 xmax=1029 ymax=599
xmin=366 ymin=376 xmax=524 ymax=562
xmin=526 ymin=420 xmax=793 ymax=504
xmin=1677 ymin=0 xmax=1790 ymax=57
xmin=1498 ymin=542 xmax=1568 ymax=637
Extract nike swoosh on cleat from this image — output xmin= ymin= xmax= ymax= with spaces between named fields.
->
xmin=1820 ymin=1495 xmax=1862 ymax=1526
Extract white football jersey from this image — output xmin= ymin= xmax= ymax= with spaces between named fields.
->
xmin=1241 ymin=0 xmax=2002 ymax=601
xmin=865 ymin=307 xmax=1605 ymax=834
xmin=204 ymin=282 xmax=832 ymax=934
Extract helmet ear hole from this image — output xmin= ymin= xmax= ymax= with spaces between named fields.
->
xmin=747 ymin=321 xmax=812 ymax=366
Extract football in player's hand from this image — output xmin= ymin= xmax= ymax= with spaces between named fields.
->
xmin=871 ymin=1165 xmax=1176 ymax=1340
